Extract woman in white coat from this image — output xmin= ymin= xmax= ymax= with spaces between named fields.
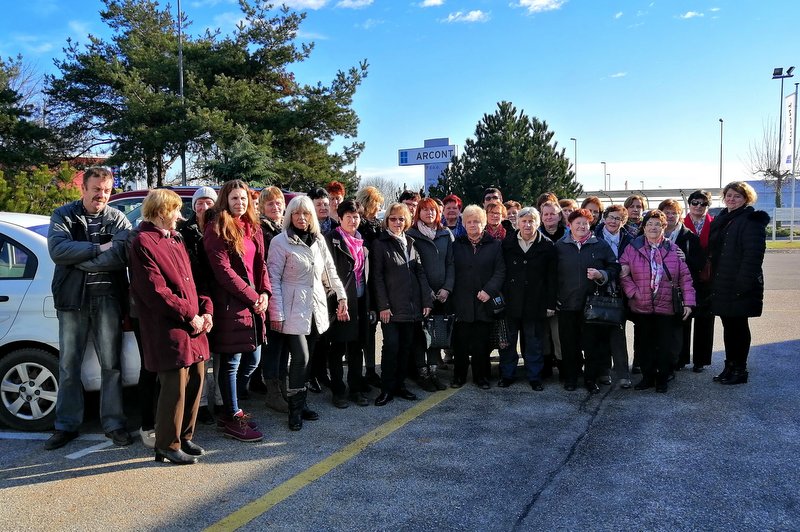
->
xmin=267 ymin=195 xmax=347 ymax=430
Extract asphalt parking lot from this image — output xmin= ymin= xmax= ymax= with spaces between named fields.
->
xmin=1 ymin=251 xmax=799 ymax=531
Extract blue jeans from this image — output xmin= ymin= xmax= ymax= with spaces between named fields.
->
xmin=499 ymin=317 xmax=545 ymax=381
xmin=219 ymin=347 xmax=260 ymax=416
xmin=55 ymin=295 xmax=126 ymax=433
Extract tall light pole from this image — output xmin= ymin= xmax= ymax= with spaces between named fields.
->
xmin=773 ymin=66 xmax=795 ymax=170
xmin=718 ymin=118 xmax=724 ymax=188
xmin=178 ymin=0 xmax=187 ymax=185
xmin=792 ymin=83 xmax=798 ymax=242
xmin=606 ymin=174 xmax=611 ymax=190
xmin=601 ymin=161 xmax=607 ymax=190
xmin=570 ymin=137 xmax=577 ymax=182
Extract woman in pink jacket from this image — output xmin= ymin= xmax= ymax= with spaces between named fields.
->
xmin=619 ymin=210 xmax=696 ymax=393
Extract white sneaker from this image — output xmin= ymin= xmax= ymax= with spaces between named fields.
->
xmin=139 ymin=428 xmax=156 ymax=449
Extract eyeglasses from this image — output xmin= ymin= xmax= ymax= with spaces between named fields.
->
xmin=690 ymin=200 xmax=708 ymax=207
xmin=484 ymin=195 xmax=500 ymax=201
xmin=388 ymin=216 xmax=405 ymax=223
xmin=605 ymin=215 xmax=623 ymax=222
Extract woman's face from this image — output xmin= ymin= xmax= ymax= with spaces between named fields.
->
xmin=644 ymin=218 xmax=665 ymax=241
xmin=261 ymin=197 xmax=284 ymax=222
xmin=313 ymin=198 xmax=330 ymax=220
xmin=518 ymin=214 xmax=537 ymax=240
xmin=161 ymin=206 xmax=181 ymax=231
xmin=603 ymin=211 xmax=624 ymax=234
xmin=386 ymin=211 xmax=406 ymax=235
xmin=464 ymin=215 xmax=485 ymax=239
xmin=627 ymin=200 xmax=643 ymax=223
xmin=340 ymin=211 xmax=360 ymax=235
xmin=689 ymin=197 xmax=709 ymax=219
xmin=291 ymin=208 xmax=311 ymax=231
xmin=584 ymin=203 xmax=600 ymax=221
xmin=227 ymin=188 xmax=249 ymax=218
xmin=541 ymin=205 xmax=561 ymax=229
xmin=569 ymin=216 xmax=591 ymax=240
xmin=329 ymin=194 xmax=343 ymax=216
xmin=486 ymin=207 xmax=503 ymax=226
xmin=507 ymin=207 xmax=519 ymax=225
xmin=443 ymin=202 xmax=460 ymax=222
xmin=561 ymin=206 xmax=574 ymax=224
xmin=418 ymin=204 xmax=437 ymax=226
xmin=724 ymin=189 xmax=746 ymax=211
xmin=662 ymin=208 xmax=680 ymax=230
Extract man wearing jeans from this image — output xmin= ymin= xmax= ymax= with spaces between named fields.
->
xmin=45 ymin=167 xmax=133 ymax=450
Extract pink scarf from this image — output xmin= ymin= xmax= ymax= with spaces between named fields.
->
xmin=336 ymin=226 xmax=365 ymax=289
xmin=648 ymin=237 xmax=665 ymax=295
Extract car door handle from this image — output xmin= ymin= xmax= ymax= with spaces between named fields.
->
xmin=0 ymin=296 xmax=8 ymax=302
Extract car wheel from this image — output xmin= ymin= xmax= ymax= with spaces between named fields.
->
xmin=0 ymin=348 xmax=59 ymax=431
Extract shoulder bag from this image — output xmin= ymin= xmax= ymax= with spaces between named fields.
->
xmin=583 ymin=282 xmax=625 ymax=326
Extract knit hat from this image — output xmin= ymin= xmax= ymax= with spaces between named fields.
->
xmin=192 ymin=186 xmax=217 ymax=209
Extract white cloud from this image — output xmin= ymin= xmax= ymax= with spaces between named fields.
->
xmin=614 ymin=11 xmax=623 ymax=19
xmin=297 ymin=30 xmax=329 ymax=40
xmin=280 ymin=0 xmax=329 ymax=10
xmin=709 ymin=7 xmax=720 ymax=12
xmin=515 ymin=0 xmax=566 ymax=14
xmin=357 ymin=18 xmax=384 ymax=29
xmin=610 ymin=72 xmax=627 ymax=78
xmin=189 ymin=0 xmax=236 ymax=8
xmin=679 ymin=11 xmax=704 ymax=19
xmin=336 ymin=0 xmax=373 ymax=8
xmin=443 ymin=10 xmax=490 ymax=23
xmin=67 ymin=20 xmax=90 ymax=37
xmin=210 ymin=12 xmax=249 ymax=33
xmin=420 ymin=0 xmax=444 ymax=6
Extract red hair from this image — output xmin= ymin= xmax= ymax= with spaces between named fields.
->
xmin=326 ymin=180 xmax=346 ymax=197
xmin=412 ymin=197 xmax=442 ymax=226
xmin=568 ymin=208 xmax=594 ymax=225
xmin=442 ymin=194 xmax=462 ymax=210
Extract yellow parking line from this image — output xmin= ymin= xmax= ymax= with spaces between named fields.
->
xmin=205 ymin=387 xmax=458 ymax=532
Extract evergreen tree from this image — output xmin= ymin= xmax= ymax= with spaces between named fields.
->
xmin=431 ymin=101 xmax=582 ymax=205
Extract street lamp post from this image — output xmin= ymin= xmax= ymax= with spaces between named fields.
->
xmin=178 ymin=0 xmax=187 ymax=185
xmin=792 ymin=83 xmax=798 ymax=242
xmin=601 ymin=161 xmax=607 ymax=190
xmin=718 ymin=118 xmax=724 ymax=188
xmin=773 ymin=67 xmax=795 ymax=170
xmin=570 ymin=137 xmax=577 ymax=182
xmin=606 ymin=173 xmax=611 ymax=190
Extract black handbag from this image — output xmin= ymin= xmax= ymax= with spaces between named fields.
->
xmin=489 ymin=318 xmax=510 ymax=350
xmin=663 ymin=263 xmax=684 ymax=315
xmin=423 ymin=314 xmax=456 ymax=349
xmin=583 ymin=283 xmax=625 ymax=326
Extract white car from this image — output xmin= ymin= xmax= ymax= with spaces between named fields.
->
xmin=0 ymin=212 xmax=139 ymax=431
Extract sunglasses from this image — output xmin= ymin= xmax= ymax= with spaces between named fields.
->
xmin=690 ymin=200 xmax=708 ymax=207
xmin=388 ymin=216 xmax=405 ymax=223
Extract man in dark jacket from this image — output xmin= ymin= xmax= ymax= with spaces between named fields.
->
xmin=45 ymin=167 xmax=133 ymax=450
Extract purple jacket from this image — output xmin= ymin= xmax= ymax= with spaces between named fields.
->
xmin=129 ymin=222 xmax=212 ymax=373
xmin=619 ymin=237 xmax=696 ymax=315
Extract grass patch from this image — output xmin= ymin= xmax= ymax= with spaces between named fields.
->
xmin=766 ymin=240 xmax=800 ymax=250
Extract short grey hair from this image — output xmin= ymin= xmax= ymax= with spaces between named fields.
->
xmin=283 ymin=195 xmax=320 ymax=235
xmin=516 ymin=206 xmax=540 ymax=228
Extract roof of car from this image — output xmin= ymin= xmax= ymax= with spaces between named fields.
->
xmin=0 ymin=212 xmax=51 ymax=228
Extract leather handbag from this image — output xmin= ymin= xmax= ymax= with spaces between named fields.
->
xmin=663 ymin=263 xmax=684 ymax=315
xmin=423 ymin=314 xmax=456 ymax=349
xmin=583 ymin=284 xmax=625 ymax=326
xmin=489 ymin=318 xmax=510 ymax=350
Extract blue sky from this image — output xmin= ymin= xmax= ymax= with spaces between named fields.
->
xmin=2 ymin=0 xmax=799 ymax=193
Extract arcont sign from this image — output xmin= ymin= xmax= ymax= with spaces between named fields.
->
xmin=398 ymin=145 xmax=458 ymax=166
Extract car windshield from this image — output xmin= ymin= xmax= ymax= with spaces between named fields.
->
xmin=29 ymin=224 xmax=49 ymax=237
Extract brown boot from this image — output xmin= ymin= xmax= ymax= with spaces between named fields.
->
xmin=264 ymin=379 xmax=289 ymax=413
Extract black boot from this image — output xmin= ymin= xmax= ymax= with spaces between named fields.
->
xmin=720 ymin=364 xmax=748 ymax=385
xmin=418 ymin=366 xmax=437 ymax=392
xmin=301 ymin=391 xmax=319 ymax=421
xmin=288 ymin=393 xmax=304 ymax=431
xmin=634 ymin=375 xmax=655 ymax=390
xmin=713 ymin=360 xmax=733 ymax=382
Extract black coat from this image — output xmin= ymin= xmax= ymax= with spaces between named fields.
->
xmin=405 ymin=225 xmax=455 ymax=293
xmin=501 ymin=232 xmax=557 ymax=320
xmin=671 ymin=225 xmax=704 ymax=281
xmin=708 ymin=206 xmax=769 ymax=317
xmin=370 ymin=232 xmax=433 ymax=322
xmin=325 ymin=230 xmax=369 ymax=342
xmin=451 ymin=233 xmax=506 ymax=323
xmin=554 ymin=233 xmax=620 ymax=312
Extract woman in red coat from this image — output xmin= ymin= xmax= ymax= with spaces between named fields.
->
xmin=204 ymin=180 xmax=271 ymax=442
xmin=129 ymin=189 xmax=213 ymax=465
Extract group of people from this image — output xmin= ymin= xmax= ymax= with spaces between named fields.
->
xmin=43 ymin=167 xmax=769 ymax=465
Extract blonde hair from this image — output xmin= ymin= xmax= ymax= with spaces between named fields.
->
xmin=722 ymin=181 xmax=757 ymax=205
xmin=382 ymin=203 xmax=412 ymax=232
xmin=283 ymin=195 xmax=320 ymax=235
xmin=141 ymin=189 xmax=182 ymax=224
xmin=356 ymin=186 xmax=384 ymax=220
xmin=461 ymin=204 xmax=487 ymax=225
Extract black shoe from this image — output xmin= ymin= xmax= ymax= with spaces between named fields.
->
xmin=181 ymin=440 xmax=205 ymax=456
xmin=498 ymin=377 xmax=515 ymax=388
xmin=44 ymin=430 xmax=79 ymax=450
xmin=585 ymin=381 xmax=600 ymax=394
xmin=155 ymin=448 xmax=198 ymax=465
xmin=450 ymin=377 xmax=465 ymax=389
xmin=364 ymin=370 xmax=382 ymax=388
xmin=332 ymin=394 xmax=350 ymax=409
xmin=634 ymin=378 xmax=655 ymax=390
xmin=349 ymin=392 xmax=370 ymax=406
xmin=196 ymin=406 xmax=215 ymax=425
xmin=655 ymin=381 xmax=668 ymax=393
xmin=396 ymin=388 xmax=418 ymax=400
xmin=692 ymin=364 xmax=706 ymax=373
xmin=713 ymin=366 xmax=733 ymax=382
xmin=564 ymin=382 xmax=577 ymax=392
xmin=374 ymin=392 xmax=394 ymax=406
xmin=720 ymin=369 xmax=749 ymax=385
xmin=530 ymin=380 xmax=544 ymax=391
xmin=105 ymin=428 xmax=134 ymax=446
xmin=306 ymin=377 xmax=322 ymax=394
xmin=301 ymin=407 xmax=319 ymax=421
xmin=475 ymin=378 xmax=490 ymax=390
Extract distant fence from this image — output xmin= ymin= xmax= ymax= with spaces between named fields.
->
xmin=769 ymin=207 xmax=800 ymax=241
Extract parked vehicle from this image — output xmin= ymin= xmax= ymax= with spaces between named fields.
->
xmin=0 ymin=212 xmax=139 ymax=431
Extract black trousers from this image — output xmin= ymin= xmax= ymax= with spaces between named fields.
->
xmin=720 ymin=316 xmax=752 ymax=367
xmin=558 ymin=310 xmax=612 ymax=384
xmin=453 ymin=321 xmax=492 ymax=383
xmin=679 ymin=314 xmax=715 ymax=366
xmin=380 ymin=321 xmax=416 ymax=393
xmin=132 ymin=318 xmax=159 ymax=431
xmin=632 ymin=313 xmax=675 ymax=379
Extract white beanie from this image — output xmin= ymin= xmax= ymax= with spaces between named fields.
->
xmin=192 ymin=186 xmax=218 ymax=209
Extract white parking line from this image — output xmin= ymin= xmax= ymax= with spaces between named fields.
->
xmin=0 ymin=431 xmax=108 ymax=441
xmin=65 ymin=440 xmax=114 ymax=459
